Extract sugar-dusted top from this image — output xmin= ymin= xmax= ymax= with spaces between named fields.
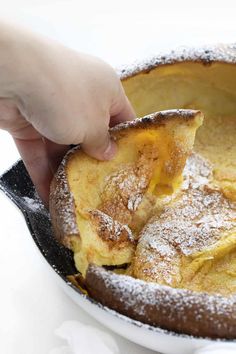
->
xmin=118 ymin=44 xmax=236 ymax=80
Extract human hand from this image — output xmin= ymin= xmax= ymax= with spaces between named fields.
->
xmin=0 ymin=21 xmax=135 ymax=205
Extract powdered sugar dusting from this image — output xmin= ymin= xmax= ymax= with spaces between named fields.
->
xmin=50 ymin=147 xmax=79 ymax=243
xmin=84 ymin=153 xmax=236 ymax=337
xmin=85 ymin=153 xmax=236 ymax=337
xmin=127 ymin=194 xmax=143 ymax=212
xmin=101 ymin=163 xmax=151 ymax=226
xmin=23 ymin=196 xmax=45 ymax=213
xmin=92 ymin=265 xmax=236 ymax=316
xmin=118 ymin=44 xmax=236 ymax=80
xmin=104 ymin=169 xmax=147 ymax=213
xmin=87 ymin=264 xmax=236 ymax=338
xmin=133 ymin=153 xmax=236 ymax=286
xmin=89 ymin=209 xmax=134 ymax=244
xmin=182 ymin=153 xmax=212 ymax=189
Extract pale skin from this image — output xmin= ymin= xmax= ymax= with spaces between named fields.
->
xmin=0 ymin=21 xmax=135 ymax=205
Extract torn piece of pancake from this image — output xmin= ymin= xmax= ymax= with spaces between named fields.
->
xmin=50 ymin=109 xmax=203 ymax=276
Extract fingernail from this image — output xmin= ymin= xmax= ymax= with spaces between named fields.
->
xmin=103 ymin=140 xmax=117 ymax=160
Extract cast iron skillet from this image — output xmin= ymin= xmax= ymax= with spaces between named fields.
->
xmin=2 ymin=160 xmax=236 ymax=354
xmin=0 ymin=160 xmax=77 ymax=279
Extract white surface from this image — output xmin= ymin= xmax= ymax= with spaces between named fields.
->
xmin=59 ymin=269 xmax=230 ymax=354
xmin=49 ymin=321 xmax=120 ymax=354
xmin=0 ymin=1 xmax=236 ymax=353
xmin=195 ymin=344 xmax=236 ymax=354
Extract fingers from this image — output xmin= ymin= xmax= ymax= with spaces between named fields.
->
xmin=109 ymin=85 xmax=136 ymax=127
xmin=110 ymin=95 xmax=136 ymax=127
xmin=82 ymin=86 xmax=135 ymax=161
xmin=14 ymin=136 xmax=53 ymax=206
xmin=82 ymin=126 xmax=117 ymax=161
xmin=0 ymin=101 xmax=52 ymax=205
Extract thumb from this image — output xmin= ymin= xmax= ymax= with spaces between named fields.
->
xmin=81 ymin=128 xmax=117 ymax=161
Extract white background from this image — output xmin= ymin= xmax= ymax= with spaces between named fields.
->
xmin=0 ymin=1 xmax=236 ymax=353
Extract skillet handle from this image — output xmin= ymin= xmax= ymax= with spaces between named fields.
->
xmin=194 ymin=343 xmax=236 ymax=354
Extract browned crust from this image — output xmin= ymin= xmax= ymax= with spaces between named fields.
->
xmin=49 ymin=147 xmax=79 ymax=248
xmin=110 ymin=109 xmax=200 ymax=135
xmin=86 ymin=264 xmax=236 ymax=339
xmin=118 ymin=44 xmax=236 ymax=80
xmin=49 ymin=109 xmax=200 ymax=248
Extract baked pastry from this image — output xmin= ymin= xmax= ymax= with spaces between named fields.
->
xmin=132 ymin=153 xmax=236 ymax=296
xmin=120 ymin=45 xmax=236 ymax=202
xmin=50 ymin=109 xmax=202 ymax=276
xmin=50 ymin=45 xmax=236 ymax=339
xmin=85 ymin=153 xmax=236 ymax=339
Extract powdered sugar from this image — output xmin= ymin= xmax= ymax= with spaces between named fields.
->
xmin=49 ymin=147 xmax=80 ymax=246
xmin=84 ymin=154 xmax=236 ymax=338
xmin=89 ymin=209 xmax=134 ymax=244
xmin=127 ymin=194 xmax=143 ymax=212
xmin=103 ymin=167 xmax=149 ymax=215
xmin=23 ymin=196 xmax=45 ymax=212
xmin=118 ymin=44 xmax=236 ymax=80
xmin=91 ymin=265 xmax=236 ymax=316
xmin=134 ymin=154 xmax=236 ymax=285
xmin=87 ymin=264 xmax=236 ymax=338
